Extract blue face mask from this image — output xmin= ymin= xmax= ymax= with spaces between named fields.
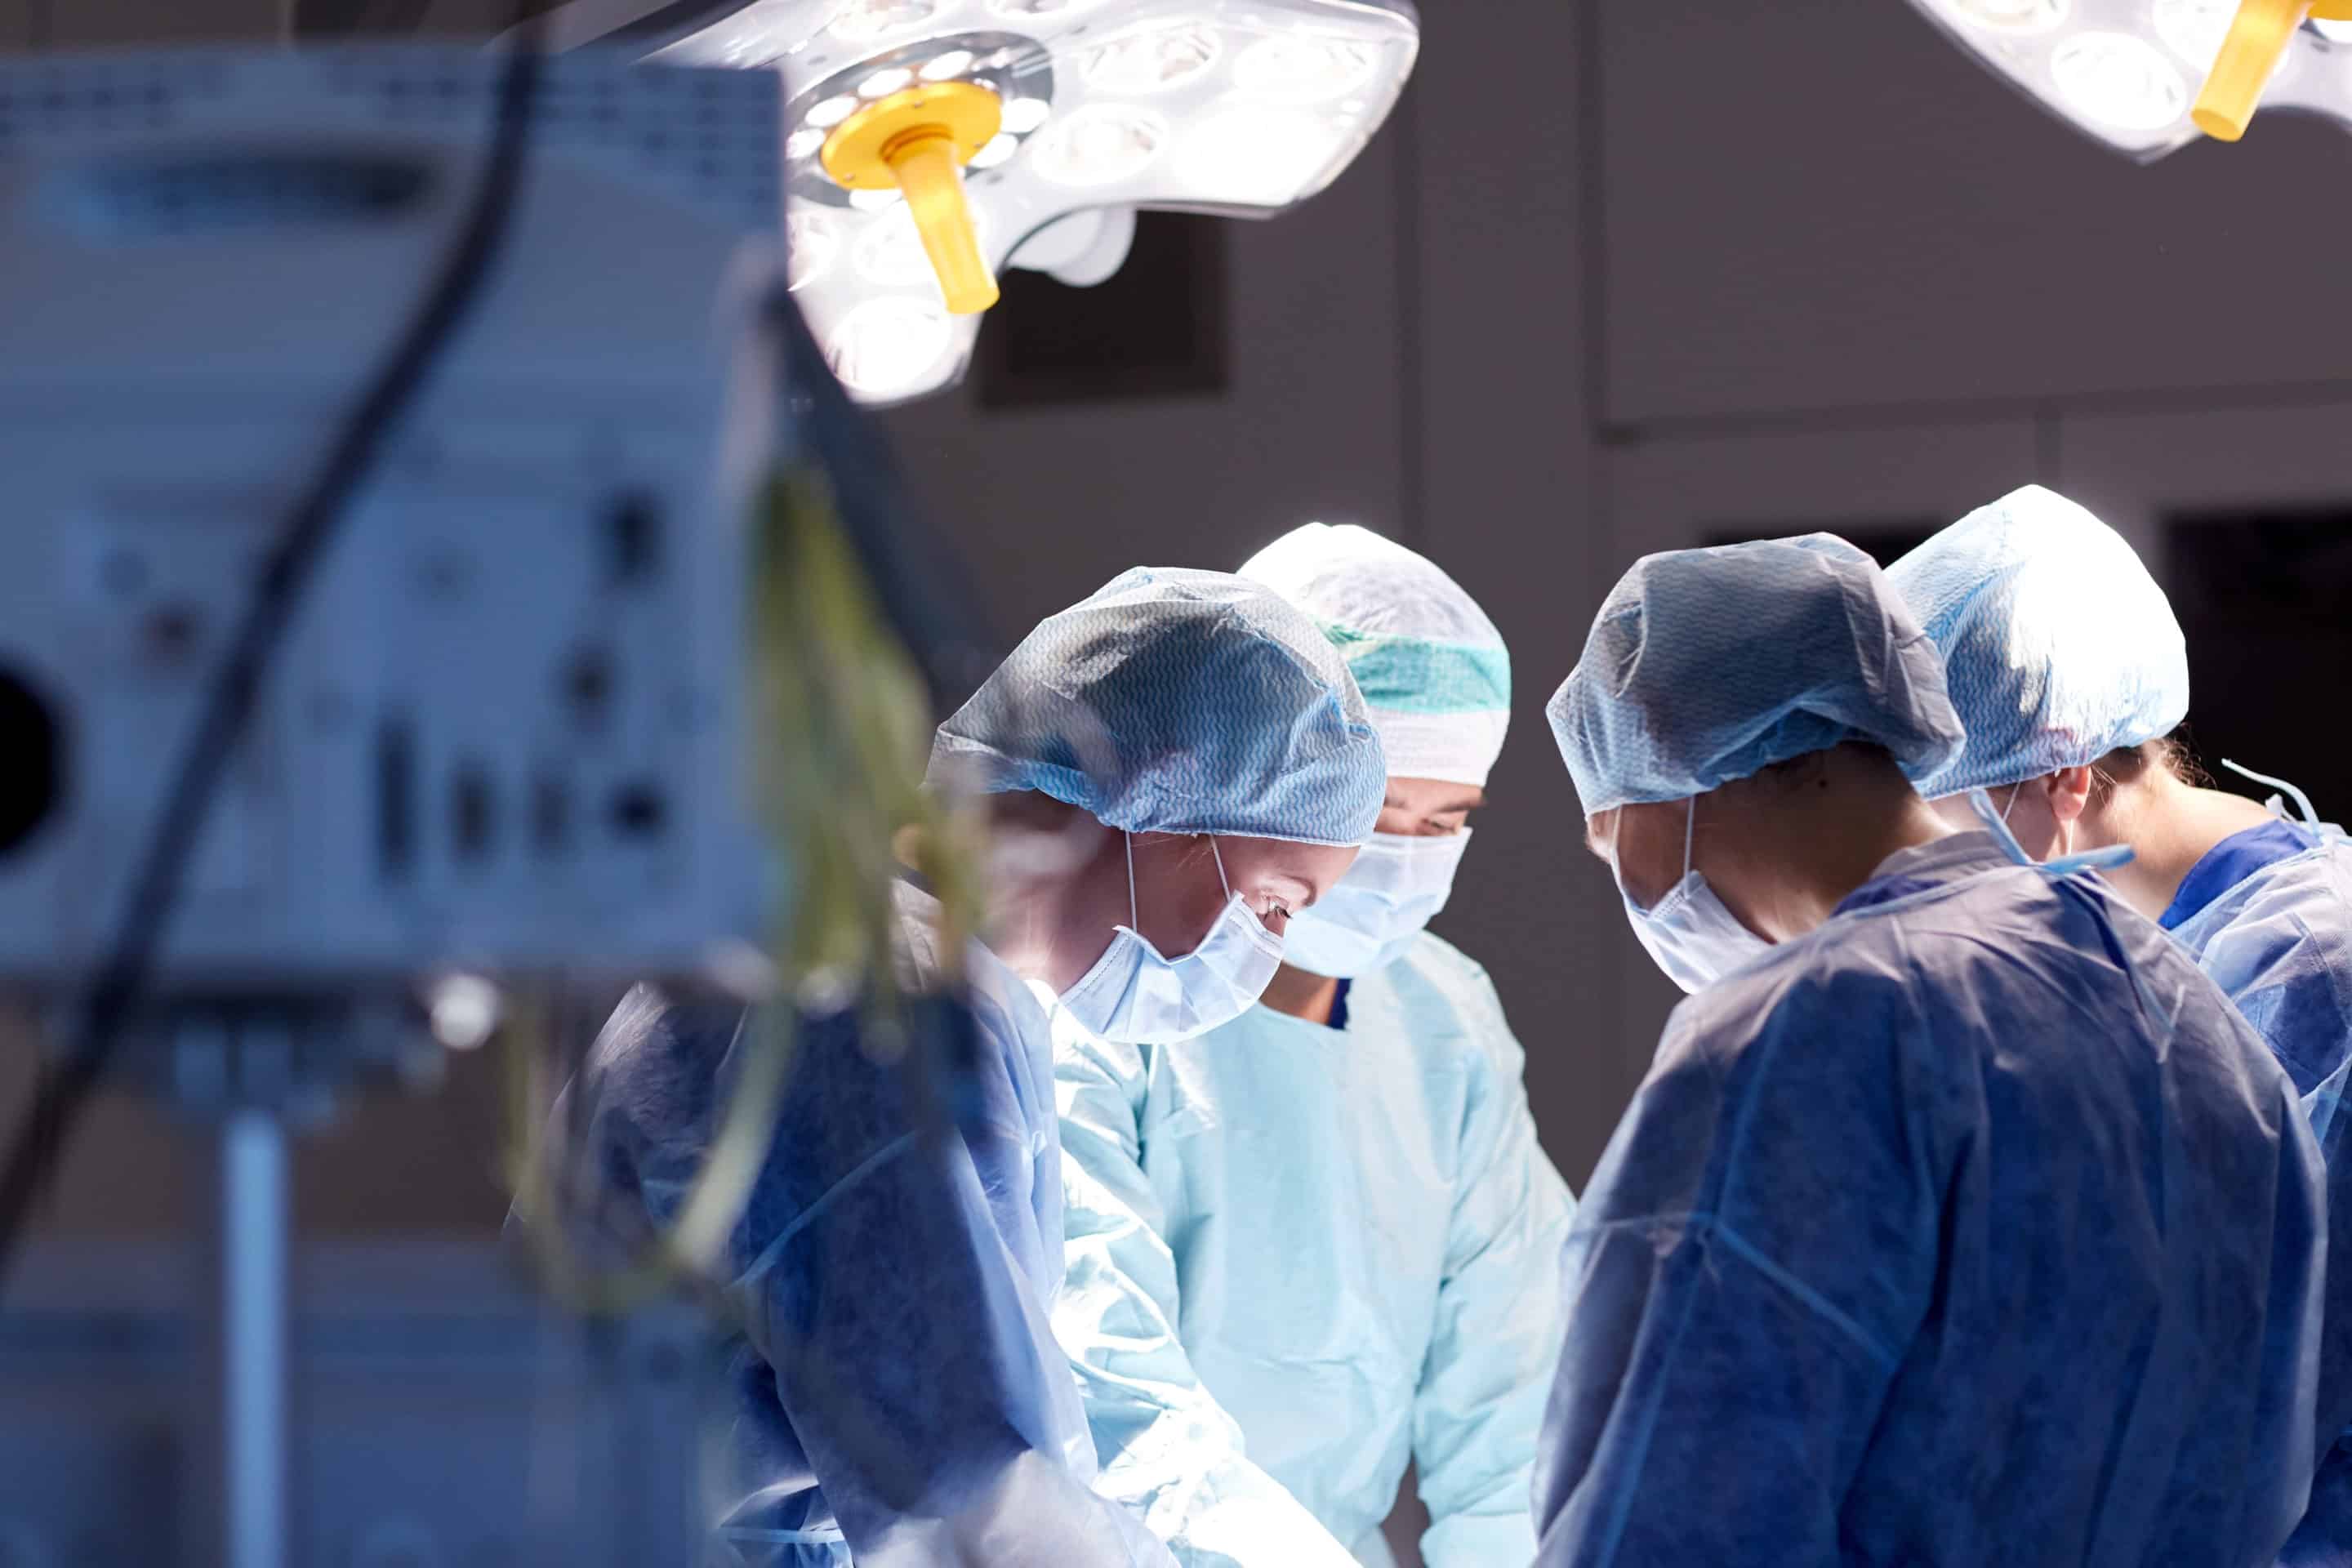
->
xmin=1610 ymin=799 xmax=1770 ymax=995
xmin=1057 ymin=835 xmax=1286 ymax=1044
xmin=1281 ymin=828 xmax=1470 ymax=979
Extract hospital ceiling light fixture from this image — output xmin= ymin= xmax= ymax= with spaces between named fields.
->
xmin=528 ymin=0 xmax=1419 ymax=405
xmin=1904 ymin=0 xmax=2352 ymax=159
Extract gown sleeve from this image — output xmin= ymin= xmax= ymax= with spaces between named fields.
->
xmin=582 ymin=984 xmax=1174 ymax=1568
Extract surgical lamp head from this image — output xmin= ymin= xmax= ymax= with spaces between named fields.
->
xmin=532 ymin=0 xmax=1421 ymax=405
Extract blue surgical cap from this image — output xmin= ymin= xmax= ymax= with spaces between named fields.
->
xmin=1886 ymin=485 xmax=2189 ymax=800
xmin=929 ymin=567 xmax=1387 ymax=846
xmin=1547 ymin=534 xmax=1965 ymax=816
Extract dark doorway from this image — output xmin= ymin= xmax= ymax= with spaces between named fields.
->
xmin=2165 ymin=509 xmax=2352 ymax=817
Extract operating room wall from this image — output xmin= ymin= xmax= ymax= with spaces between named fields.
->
xmin=893 ymin=0 xmax=2352 ymax=1191
xmin=16 ymin=0 xmax=2352 ymax=1236
xmin=1579 ymin=0 xmax=2352 ymax=1069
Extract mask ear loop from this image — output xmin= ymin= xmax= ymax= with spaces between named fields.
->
xmin=2221 ymin=758 xmax=2321 ymax=831
xmin=2002 ymin=782 xmax=2025 ymax=823
xmin=1124 ymin=831 xmax=1139 ymax=930
xmin=1682 ymin=797 xmax=1698 ymax=880
xmin=1209 ymin=835 xmax=1232 ymax=899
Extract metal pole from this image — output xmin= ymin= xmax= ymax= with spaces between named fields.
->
xmin=221 ymin=1108 xmax=288 ymax=1568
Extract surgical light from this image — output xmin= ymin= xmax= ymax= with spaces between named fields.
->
xmin=2050 ymin=32 xmax=2190 ymax=128
xmin=1084 ymin=23 xmax=1224 ymax=95
xmin=835 ymin=0 xmax=955 ymax=42
xmin=829 ymin=296 xmax=959 ymax=395
xmin=1031 ymin=102 xmax=1169 ymax=185
xmin=532 ymin=0 xmax=1419 ymax=406
xmin=968 ymin=131 xmax=1021 ymax=168
xmin=1231 ymin=33 xmax=1380 ymax=101
xmin=1906 ymin=0 xmax=2352 ymax=157
xmin=1178 ymin=105 xmax=1343 ymax=203
xmin=858 ymin=200 xmax=995 ymax=286
xmin=786 ymin=210 xmax=841 ymax=289
xmin=2154 ymin=0 xmax=2246 ymax=65
xmin=1949 ymin=0 xmax=2072 ymax=30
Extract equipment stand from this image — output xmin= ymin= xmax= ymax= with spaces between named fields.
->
xmin=220 ymin=1106 xmax=288 ymax=1568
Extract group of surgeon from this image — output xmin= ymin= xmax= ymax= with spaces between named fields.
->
xmin=547 ymin=480 xmax=2352 ymax=1568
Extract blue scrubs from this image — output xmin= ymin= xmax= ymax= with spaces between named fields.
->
xmin=562 ymin=886 xmax=1170 ymax=1568
xmin=1534 ymin=833 xmax=2331 ymax=1568
xmin=2161 ymin=816 xmax=2352 ymax=1567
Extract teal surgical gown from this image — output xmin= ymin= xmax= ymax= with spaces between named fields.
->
xmin=1535 ymin=831 xmax=2332 ymax=1568
xmin=1051 ymin=931 xmax=1575 ymax=1568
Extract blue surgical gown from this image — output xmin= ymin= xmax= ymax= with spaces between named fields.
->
xmin=1053 ymin=932 xmax=1575 ymax=1568
xmin=2160 ymin=815 xmax=2352 ymax=1567
xmin=564 ymin=885 xmax=1173 ymax=1568
xmin=1534 ymin=831 xmax=2331 ymax=1568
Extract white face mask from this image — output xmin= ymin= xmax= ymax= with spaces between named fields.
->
xmin=1282 ymin=828 xmax=1471 ymax=978
xmin=1610 ymin=799 xmax=1770 ymax=995
xmin=1058 ymin=835 xmax=1286 ymax=1044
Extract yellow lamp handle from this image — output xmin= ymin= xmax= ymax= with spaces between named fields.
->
xmin=2194 ymin=0 xmax=2311 ymax=141
xmin=820 ymin=82 xmax=1005 ymax=317
xmin=886 ymin=131 xmax=1000 ymax=315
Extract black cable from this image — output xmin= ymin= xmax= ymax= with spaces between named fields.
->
xmin=0 ymin=25 xmax=547 ymax=1291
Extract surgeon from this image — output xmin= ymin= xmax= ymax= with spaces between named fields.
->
xmin=1886 ymin=483 xmax=2352 ymax=1563
xmin=1534 ymin=533 xmax=2330 ymax=1567
xmin=553 ymin=568 xmax=1383 ymax=1567
xmin=1051 ymin=523 xmax=1575 ymax=1568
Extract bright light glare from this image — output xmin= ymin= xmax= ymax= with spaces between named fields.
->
xmin=861 ymin=66 xmax=916 ymax=97
xmin=849 ymin=186 xmax=906 ymax=210
xmin=788 ymin=210 xmax=839 ymax=292
xmin=832 ymin=0 xmax=951 ymax=42
xmin=1178 ymin=105 xmax=1340 ymax=204
xmin=969 ymin=131 xmax=1020 ymax=169
xmin=1030 ymin=103 xmax=1167 ymax=187
xmin=2155 ymin=0 xmax=2292 ymax=75
xmin=2154 ymin=0 xmax=2234 ymax=65
xmin=828 ymin=297 xmax=956 ymax=396
xmin=922 ymin=49 xmax=976 ymax=80
xmin=1085 ymin=24 xmax=1223 ymax=96
xmin=2317 ymin=19 xmax=2352 ymax=42
xmin=426 ymin=974 xmax=501 ymax=1052
xmin=1935 ymin=0 xmax=2069 ymax=33
xmin=2048 ymin=33 xmax=2187 ymax=131
xmin=858 ymin=202 xmax=991 ymax=287
xmin=991 ymin=0 xmax=1107 ymax=15
xmin=1231 ymin=34 xmax=1379 ymax=104
xmin=806 ymin=95 xmax=858 ymax=129
xmin=786 ymin=127 xmax=826 ymax=160
xmin=1000 ymin=96 xmax=1053 ymax=134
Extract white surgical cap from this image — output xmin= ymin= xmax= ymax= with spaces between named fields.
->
xmin=929 ymin=567 xmax=1387 ymax=847
xmin=1238 ymin=522 xmax=1511 ymax=789
xmin=1548 ymin=533 xmax=1964 ymax=816
xmin=1886 ymin=485 xmax=2188 ymax=800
